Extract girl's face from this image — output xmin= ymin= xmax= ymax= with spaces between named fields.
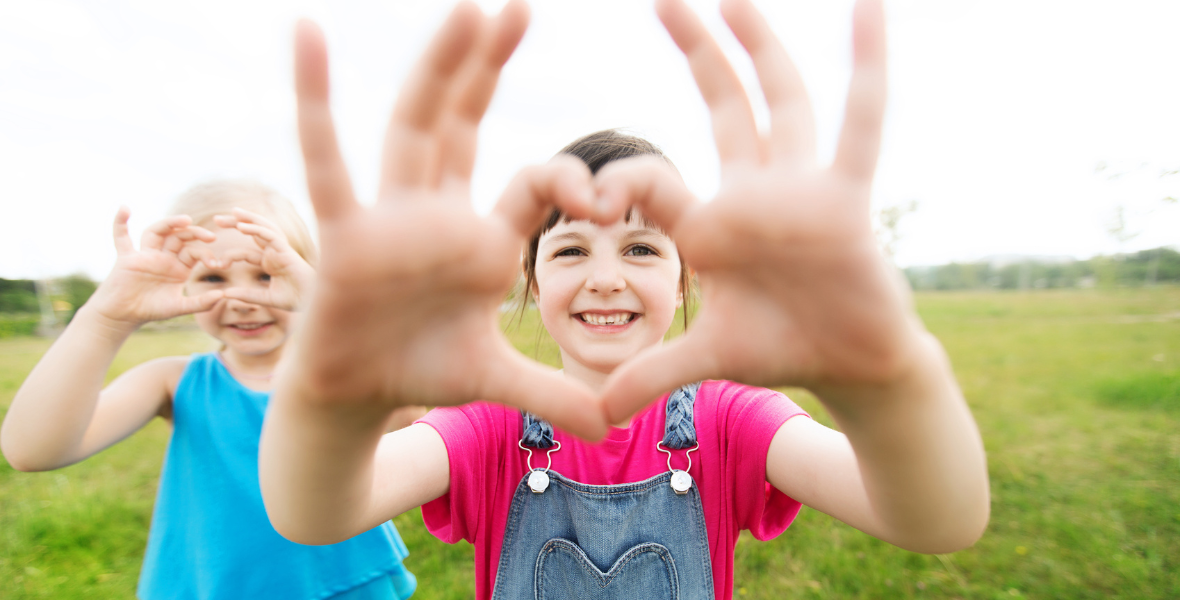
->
xmin=185 ymin=226 xmax=292 ymax=362
xmin=534 ymin=216 xmax=682 ymax=384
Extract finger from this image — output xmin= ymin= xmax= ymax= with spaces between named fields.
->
xmin=236 ymin=222 xmax=283 ymax=250
xmin=491 ymin=155 xmax=596 ymax=239
xmin=206 ymin=248 xmax=263 ymax=269
xmin=482 ymin=350 xmax=608 ymax=441
xmin=169 ymin=225 xmax=216 ymax=244
xmin=224 ymin=288 xmax=290 ymax=310
xmin=656 ymin=0 xmax=760 ymax=164
xmin=140 ymin=216 xmax=192 ymax=251
xmin=720 ymin=0 xmax=815 ymax=161
xmin=295 ymin=19 xmax=361 ymax=221
xmin=112 ymin=206 xmax=135 ymax=255
xmin=832 ymin=0 xmax=887 ymax=183
xmin=380 ymin=3 xmax=485 ymax=193
xmin=592 ymin=156 xmax=699 ymax=235
xmin=231 ymin=208 xmax=285 ymax=236
xmin=435 ymin=0 xmax=529 ymax=187
xmin=177 ymin=245 xmax=217 ymax=270
xmin=601 ymin=333 xmax=718 ymax=425
xmin=177 ymin=290 xmax=225 ymax=315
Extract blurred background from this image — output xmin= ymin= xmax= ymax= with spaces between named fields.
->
xmin=1 ymin=0 xmax=1177 ymax=598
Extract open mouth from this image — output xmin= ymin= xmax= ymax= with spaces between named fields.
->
xmin=577 ymin=312 xmax=637 ymax=326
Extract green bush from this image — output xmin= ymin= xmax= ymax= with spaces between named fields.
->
xmin=0 ymin=314 xmax=39 ymax=338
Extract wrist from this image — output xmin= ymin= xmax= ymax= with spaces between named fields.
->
xmin=811 ymin=330 xmax=959 ymax=420
xmin=73 ymin=303 xmax=142 ymax=342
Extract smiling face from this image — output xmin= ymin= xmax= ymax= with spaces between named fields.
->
xmin=185 ymin=226 xmax=292 ymax=364
xmin=534 ymin=216 xmax=682 ymax=386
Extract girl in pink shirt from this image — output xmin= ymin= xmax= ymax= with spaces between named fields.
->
xmin=258 ymin=1 xmax=991 ymax=599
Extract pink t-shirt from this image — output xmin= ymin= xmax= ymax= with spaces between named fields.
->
xmin=419 ymin=380 xmax=809 ymax=600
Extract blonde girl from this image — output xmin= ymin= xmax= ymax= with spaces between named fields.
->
xmin=1 ymin=181 xmax=416 ymax=599
xmin=260 ymin=1 xmax=990 ymax=599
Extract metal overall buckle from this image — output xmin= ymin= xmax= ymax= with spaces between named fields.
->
xmin=519 ymin=439 xmax=561 ymax=494
xmin=657 ymin=441 xmax=700 ymax=495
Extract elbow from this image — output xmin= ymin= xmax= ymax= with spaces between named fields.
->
xmin=265 ymin=507 xmax=356 ymax=547
xmin=896 ymin=500 xmax=991 ymax=555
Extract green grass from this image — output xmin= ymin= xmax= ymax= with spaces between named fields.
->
xmin=2 ymin=288 xmax=1179 ymax=598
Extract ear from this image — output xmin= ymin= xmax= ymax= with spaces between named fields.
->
xmin=675 ymin=287 xmax=683 ymax=309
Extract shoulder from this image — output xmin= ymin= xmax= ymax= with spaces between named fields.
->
xmin=105 ymin=355 xmax=195 ymax=421
xmin=419 ymin=402 xmax=519 ymax=449
xmin=698 ymin=380 xmax=791 ymax=410
xmin=697 ymin=380 xmax=807 ymax=434
xmin=118 ymin=355 xmax=192 ymax=391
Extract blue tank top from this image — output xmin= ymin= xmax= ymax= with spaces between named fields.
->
xmin=138 ymin=353 xmax=416 ymax=600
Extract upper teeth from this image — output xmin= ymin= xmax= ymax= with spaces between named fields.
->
xmin=581 ymin=313 xmax=632 ymax=326
xmin=234 ymin=323 xmax=265 ymax=330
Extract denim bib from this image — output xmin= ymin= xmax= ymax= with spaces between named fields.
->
xmin=491 ymin=383 xmax=715 ymax=600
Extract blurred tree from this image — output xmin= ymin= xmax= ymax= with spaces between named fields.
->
xmin=875 ymin=199 xmax=919 ymax=260
xmin=0 ymin=278 xmax=38 ymax=313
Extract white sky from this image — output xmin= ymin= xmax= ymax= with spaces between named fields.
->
xmin=1 ymin=0 xmax=1177 ymax=279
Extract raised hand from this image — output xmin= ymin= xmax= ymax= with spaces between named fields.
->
xmin=596 ymin=0 xmax=920 ymax=420
xmin=86 ymin=208 xmax=224 ymax=326
xmin=214 ymin=208 xmax=315 ymax=311
xmin=281 ymin=1 xmax=611 ymax=439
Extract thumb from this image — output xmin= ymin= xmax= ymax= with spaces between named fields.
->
xmin=479 ymin=349 xmax=608 ymax=441
xmin=224 ymin=288 xmax=297 ymax=311
xmin=601 ymin=331 xmax=717 ymax=425
xmin=178 ymin=290 xmax=225 ymax=315
xmin=593 ymin=154 xmax=698 ymax=235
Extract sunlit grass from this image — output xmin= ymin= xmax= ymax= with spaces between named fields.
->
xmin=2 ymin=288 xmax=1178 ymax=598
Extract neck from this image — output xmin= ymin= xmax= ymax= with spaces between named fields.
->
xmin=219 ymin=348 xmax=282 ymax=384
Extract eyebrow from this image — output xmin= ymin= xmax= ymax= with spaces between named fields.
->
xmin=539 ymin=232 xmax=586 ymax=247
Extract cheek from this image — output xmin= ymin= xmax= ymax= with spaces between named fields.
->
xmin=192 ymin=307 xmax=220 ymax=332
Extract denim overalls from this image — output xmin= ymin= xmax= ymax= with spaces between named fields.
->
xmin=490 ymin=383 xmax=715 ymax=600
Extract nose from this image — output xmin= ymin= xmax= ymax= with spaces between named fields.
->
xmin=224 ymin=297 xmax=257 ymax=313
xmin=585 ymin=255 xmax=626 ymax=295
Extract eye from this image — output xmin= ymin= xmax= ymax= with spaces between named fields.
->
xmin=554 ymin=247 xmax=585 ymax=258
xmin=625 ymin=244 xmax=658 ymax=257
xmin=199 ymin=274 xmax=225 ymax=283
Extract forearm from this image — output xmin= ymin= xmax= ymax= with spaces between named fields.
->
xmin=259 ymin=378 xmax=392 ymax=545
xmin=0 ymin=306 xmax=136 ymax=470
xmin=817 ymin=332 xmax=989 ymax=554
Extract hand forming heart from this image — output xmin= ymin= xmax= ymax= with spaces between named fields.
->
xmin=279 ymin=0 xmax=915 ymax=440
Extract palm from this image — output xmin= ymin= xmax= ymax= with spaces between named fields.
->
xmin=600 ymin=0 xmax=907 ymax=420
xmin=679 ymin=171 xmax=911 ymax=388
xmin=307 ymin=202 xmax=524 ymax=405
xmin=286 ymin=4 xmax=608 ymax=439
xmin=89 ymin=212 xmax=222 ymax=325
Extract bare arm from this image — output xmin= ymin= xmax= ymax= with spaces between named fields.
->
xmin=1 ymin=310 xmax=178 ymax=470
xmin=1 ymin=211 xmax=222 ymax=471
xmin=767 ymin=334 xmax=988 ymax=554
xmin=597 ymin=0 xmax=988 ymax=554
xmin=260 ymin=4 xmax=613 ymax=544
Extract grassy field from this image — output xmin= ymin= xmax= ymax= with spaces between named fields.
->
xmin=1 ymin=288 xmax=1178 ymax=599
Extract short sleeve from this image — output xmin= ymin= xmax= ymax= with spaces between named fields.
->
xmin=714 ymin=382 xmax=810 ymax=540
xmin=418 ymin=403 xmax=515 ymax=544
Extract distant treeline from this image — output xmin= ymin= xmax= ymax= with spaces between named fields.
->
xmin=0 ymin=275 xmax=98 ymax=337
xmin=905 ymin=247 xmax=1180 ymax=291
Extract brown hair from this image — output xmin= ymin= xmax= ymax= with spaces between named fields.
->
xmin=169 ymin=179 xmax=318 ymax=266
xmin=519 ymin=129 xmax=693 ymax=330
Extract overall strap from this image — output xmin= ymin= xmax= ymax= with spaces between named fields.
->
xmin=521 ymin=411 xmax=555 ymax=449
xmin=519 ymin=381 xmax=702 ymax=450
xmin=662 ymin=381 xmax=701 ymax=449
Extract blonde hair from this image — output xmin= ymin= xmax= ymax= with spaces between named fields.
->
xmin=169 ymin=180 xmax=318 ymax=266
